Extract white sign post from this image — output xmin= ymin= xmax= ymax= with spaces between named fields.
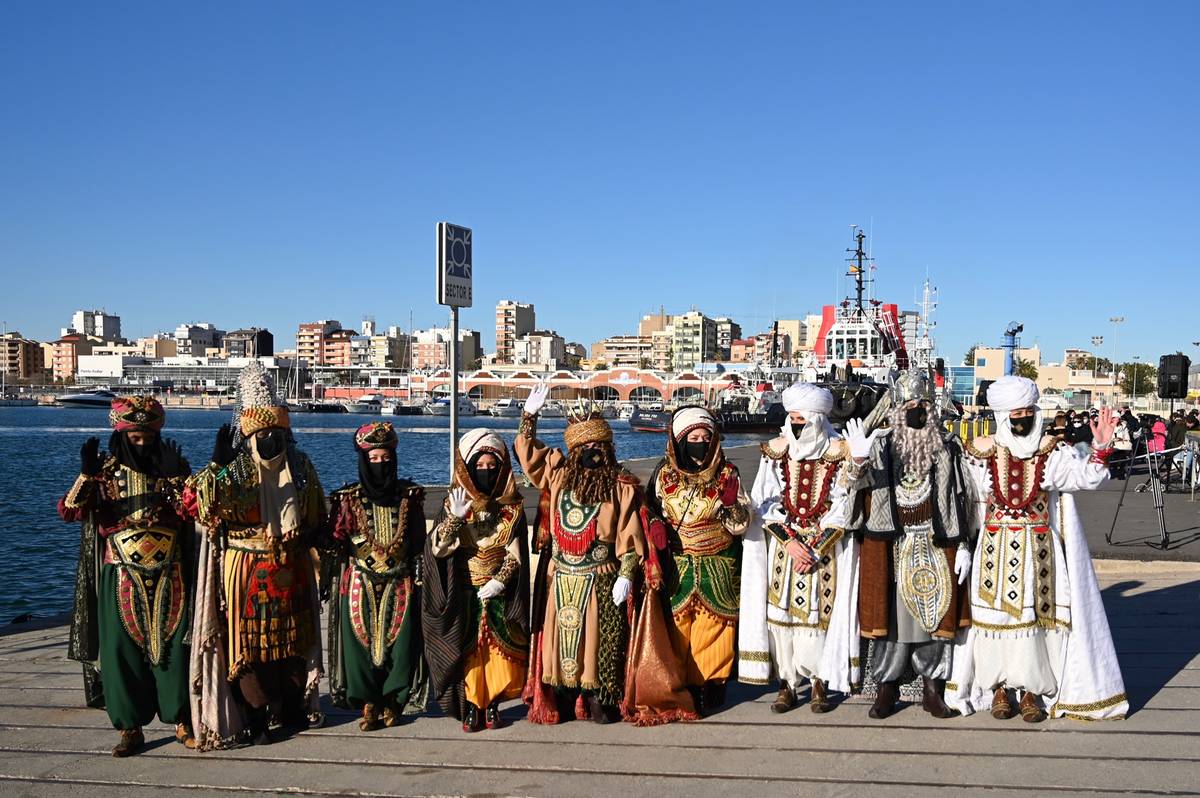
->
xmin=437 ymin=222 xmax=472 ymax=468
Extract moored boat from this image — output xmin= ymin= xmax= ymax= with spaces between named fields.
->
xmin=57 ymin=389 xmax=118 ymax=408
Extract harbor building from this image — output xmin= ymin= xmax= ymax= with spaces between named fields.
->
xmin=514 ymin=329 xmax=567 ymax=369
xmin=0 ymin=332 xmax=46 ymax=384
xmin=495 ymin=300 xmax=535 ymax=364
xmin=296 ymin=320 xmax=343 ymax=366
xmin=223 ymin=328 xmax=273 ymax=359
xmin=174 ymin=323 xmax=225 ymax=356
xmin=63 ymin=309 xmax=122 ymax=343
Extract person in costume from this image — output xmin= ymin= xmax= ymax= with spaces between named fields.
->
xmin=185 ymin=362 xmax=326 ymax=747
xmin=323 ymin=422 xmax=427 ymax=731
xmin=59 ymin=396 xmax=195 ymax=757
xmin=842 ymin=368 xmax=973 ymax=719
xmin=737 ymin=382 xmax=859 ymax=713
xmin=643 ymin=406 xmax=751 ymax=716
xmin=948 ymin=375 xmax=1127 ymax=722
xmin=516 ymin=383 xmax=647 ymax=724
xmin=422 ymin=428 xmax=530 ymax=732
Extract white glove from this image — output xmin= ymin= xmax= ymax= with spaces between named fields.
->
xmin=523 ymin=381 xmax=550 ymax=416
xmin=954 ymin=547 xmax=971 ymax=585
xmin=448 ymin=487 xmax=472 ymax=519
xmin=477 ymin=578 xmax=504 ymax=600
xmin=611 ymin=576 xmax=632 ymax=606
xmin=844 ymin=418 xmax=880 ymax=461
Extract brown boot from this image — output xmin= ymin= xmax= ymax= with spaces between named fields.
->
xmin=868 ymin=680 xmax=900 ymax=719
xmin=358 ymin=703 xmax=381 ymax=732
xmin=990 ymin=687 xmax=1016 ymax=720
xmin=112 ymin=728 xmax=144 ymax=758
xmin=922 ymin=678 xmax=957 ymax=719
xmin=770 ymin=680 xmax=796 ymax=713
xmin=1020 ymin=691 xmax=1048 ymax=723
xmin=809 ymin=678 xmax=832 ymax=714
xmin=380 ymin=702 xmax=402 ymax=728
xmin=175 ymin=722 xmax=197 ymax=749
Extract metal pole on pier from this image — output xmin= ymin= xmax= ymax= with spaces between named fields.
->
xmin=437 ymin=222 xmax=473 ymax=472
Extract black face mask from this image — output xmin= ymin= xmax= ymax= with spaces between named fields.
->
xmin=256 ymin=429 xmax=286 ymax=460
xmin=471 ymin=466 xmax=498 ymax=495
xmin=790 ymin=423 xmax=806 ymax=438
xmin=581 ymin=449 xmax=606 ymax=469
xmin=358 ymin=450 xmax=398 ymax=504
xmin=905 ymin=406 xmax=928 ymax=430
xmin=109 ymin=430 xmax=160 ymax=475
xmin=683 ymin=441 xmax=709 ymax=463
xmin=1009 ymin=416 xmax=1036 ymax=437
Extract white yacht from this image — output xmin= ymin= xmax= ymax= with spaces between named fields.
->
xmin=489 ymin=398 xmax=523 ymax=417
xmin=345 ymin=394 xmax=384 ymax=414
xmin=57 ymin=389 xmax=118 ymax=408
xmin=425 ymin=396 xmax=478 ymax=416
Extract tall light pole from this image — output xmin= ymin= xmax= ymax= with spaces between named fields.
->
xmin=1132 ymin=355 xmax=1141 ymax=408
xmin=1109 ymin=317 xmax=1124 ymax=402
xmin=1090 ymin=335 xmax=1104 ymax=402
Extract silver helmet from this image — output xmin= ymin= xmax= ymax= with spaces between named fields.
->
xmin=889 ymin=367 xmax=934 ymax=406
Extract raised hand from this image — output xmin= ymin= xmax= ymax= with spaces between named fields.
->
xmin=844 ymin=417 xmax=880 ymax=462
xmin=523 ymin=380 xmax=550 ymax=416
xmin=448 ymin=486 xmax=472 ymax=519
xmin=211 ymin=424 xmax=238 ymax=467
xmin=1091 ymin=406 xmax=1118 ymax=448
xmin=80 ymin=437 xmax=102 ymax=476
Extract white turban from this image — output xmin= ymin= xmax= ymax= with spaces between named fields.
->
xmin=672 ymin=406 xmax=716 ymax=441
xmin=987 ymin=376 xmax=1039 ymax=412
xmin=782 ymin=382 xmax=834 ymax=415
xmin=779 ymin=383 xmax=837 ymax=461
xmin=988 ymin=376 xmax=1042 ymax=459
xmin=458 ymin=428 xmax=508 ymax=464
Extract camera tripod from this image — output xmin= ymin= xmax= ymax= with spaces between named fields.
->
xmin=1106 ymin=435 xmax=1171 ymax=550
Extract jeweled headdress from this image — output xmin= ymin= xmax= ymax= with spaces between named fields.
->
xmin=235 ymin=361 xmax=289 ymax=438
xmin=355 ymin=421 xmax=397 ymax=451
xmin=109 ymin=395 xmax=165 ymax=432
xmin=888 ymin=367 xmax=933 ymax=406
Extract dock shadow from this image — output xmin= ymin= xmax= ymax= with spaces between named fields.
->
xmin=1103 ymin=578 xmax=1200 ymax=714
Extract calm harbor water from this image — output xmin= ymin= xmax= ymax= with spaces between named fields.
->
xmin=0 ymin=405 xmax=763 ymax=622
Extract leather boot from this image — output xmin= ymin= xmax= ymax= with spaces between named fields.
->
xmin=588 ymin=694 xmax=621 ymax=724
xmin=462 ymin=702 xmax=484 ymax=733
xmin=868 ymin=680 xmax=900 ymax=719
xmin=359 ymin=703 xmax=381 ymax=732
xmin=922 ymin=678 xmax=957 ymax=719
xmin=1020 ymin=691 xmax=1048 ymax=723
xmin=770 ymin=680 xmax=795 ymax=714
xmin=380 ymin=701 xmax=403 ymax=728
xmin=485 ymin=701 xmax=507 ymax=730
xmin=112 ymin=728 xmax=144 ymax=758
xmin=809 ymin=678 xmax=831 ymax=713
xmin=248 ymin=707 xmax=273 ymax=745
xmin=704 ymin=680 xmax=727 ymax=711
xmin=175 ymin=722 xmax=197 ymax=749
xmin=990 ymin=687 xmax=1016 ymax=720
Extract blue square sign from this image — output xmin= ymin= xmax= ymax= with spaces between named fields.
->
xmin=437 ymin=222 xmax=473 ymax=307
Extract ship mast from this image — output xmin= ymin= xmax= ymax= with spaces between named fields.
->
xmin=845 ymin=228 xmax=872 ymax=319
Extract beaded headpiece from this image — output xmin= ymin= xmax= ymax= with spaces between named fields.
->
xmin=355 ymin=421 xmax=397 ymax=451
xmin=109 ymin=395 xmax=165 ymax=432
xmin=235 ymin=361 xmax=289 ymax=438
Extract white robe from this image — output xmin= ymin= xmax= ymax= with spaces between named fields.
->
xmin=947 ymin=443 xmax=1128 ymax=720
xmin=737 ymin=445 xmax=859 ymax=693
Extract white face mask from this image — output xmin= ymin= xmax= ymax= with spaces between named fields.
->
xmin=782 ymin=412 xmax=832 ymax=461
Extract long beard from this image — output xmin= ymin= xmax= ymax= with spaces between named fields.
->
xmin=890 ymin=408 xmax=942 ymax=476
xmin=562 ymin=444 xmax=619 ymax=505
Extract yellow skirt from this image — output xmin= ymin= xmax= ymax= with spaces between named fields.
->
xmin=463 ymin=642 xmax=525 ymax=708
xmin=669 ymin=602 xmax=736 ymax=685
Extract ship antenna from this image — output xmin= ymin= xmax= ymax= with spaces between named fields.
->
xmin=846 ymin=228 xmax=868 ymax=317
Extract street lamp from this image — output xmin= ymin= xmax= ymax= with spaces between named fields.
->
xmin=1132 ymin=355 xmax=1141 ymax=408
xmin=1109 ymin=317 xmax=1124 ymax=400
xmin=1090 ymin=335 xmax=1104 ymax=397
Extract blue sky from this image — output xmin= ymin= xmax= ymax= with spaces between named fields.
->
xmin=2 ymin=1 xmax=1196 ymax=366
